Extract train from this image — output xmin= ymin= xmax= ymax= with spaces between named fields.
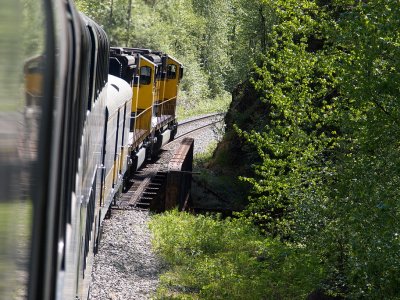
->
xmin=0 ymin=0 xmax=182 ymax=299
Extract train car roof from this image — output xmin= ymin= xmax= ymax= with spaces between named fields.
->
xmin=121 ymin=47 xmax=163 ymax=64
xmin=123 ymin=47 xmax=152 ymax=54
xmin=166 ymin=54 xmax=183 ymax=66
xmin=143 ymin=53 xmax=162 ymax=64
xmin=138 ymin=54 xmax=157 ymax=67
xmin=106 ymin=75 xmax=133 ymax=114
xmin=109 ymin=53 xmax=136 ymax=66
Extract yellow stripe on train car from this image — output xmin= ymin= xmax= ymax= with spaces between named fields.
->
xmin=103 ymin=167 xmax=114 ymax=206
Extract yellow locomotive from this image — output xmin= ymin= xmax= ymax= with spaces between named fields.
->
xmin=101 ymin=47 xmax=183 ymax=220
xmin=109 ymin=47 xmax=183 ymax=164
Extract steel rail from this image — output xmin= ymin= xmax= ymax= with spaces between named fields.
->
xmin=170 ymin=118 xmax=225 ymax=142
xmin=177 ymin=112 xmax=225 ymax=126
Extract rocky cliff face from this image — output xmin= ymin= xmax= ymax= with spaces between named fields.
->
xmin=210 ymin=79 xmax=264 ymax=178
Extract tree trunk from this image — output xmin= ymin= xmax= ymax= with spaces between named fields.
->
xmin=259 ymin=5 xmax=266 ymax=54
xmin=126 ymin=0 xmax=132 ymax=47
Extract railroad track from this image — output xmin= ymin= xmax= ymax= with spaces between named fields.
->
xmin=112 ymin=158 xmax=169 ymax=211
xmin=173 ymin=112 xmax=225 ymax=141
xmin=111 ymin=113 xmax=225 ymax=212
xmin=177 ymin=112 xmax=225 ymax=127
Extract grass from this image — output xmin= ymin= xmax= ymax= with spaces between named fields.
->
xmin=176 ymin=91 xmax=231 ymax=120
xmin=149 ymin=210 xmax=325 ymax=299
xmin=155 ymin=88 xmax=323 ymax=299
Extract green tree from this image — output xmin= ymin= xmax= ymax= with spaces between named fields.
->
xmin=225 ymin=0 xmax=276 ymax=90
xmin=234 ymin=0 xmax=400 ymax=297
xmin=325 ymin=1 xmax=400 ymax=297
xmin=238 ymin=0 xmax=339 ymax=238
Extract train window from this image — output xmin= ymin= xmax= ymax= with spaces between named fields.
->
xmin=140 ymin=66 xmax=152 ymax=85
xmin=111 ymin=83 xmax=119 ymax=91
xmin=167 ymin=64 xmax=177 ymax=79
xmin=179 ymin=66 xmax=184 ymax=81
xmin=87 ymin=26 xmax=96 ymax=110
xmin=1 ymin=0 xmax=46 ymax=298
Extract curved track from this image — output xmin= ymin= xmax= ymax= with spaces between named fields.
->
xmin=171 ymin=112 xmax=225 ymax=142
xmin=111 ymin=112 xmax=226 ymax=211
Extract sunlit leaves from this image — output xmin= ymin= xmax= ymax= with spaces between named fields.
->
xmin=236 ymin=0 xmax=400 ymax=297
xmin=238 ymin=0 xmax=339 ymax=240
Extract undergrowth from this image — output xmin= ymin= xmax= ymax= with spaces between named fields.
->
xmin=176 ymin=92 xmax=231 ymax=120
xmin=193 ymin=141 xmax=218 ymax=169
xmin=192 ymin=141 xmax=247 ymax=210
xmin=149 ymin=210 xmax=325 ymax=299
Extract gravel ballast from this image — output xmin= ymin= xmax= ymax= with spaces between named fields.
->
xmin=89 ymin=210 xmax=162 ymax=300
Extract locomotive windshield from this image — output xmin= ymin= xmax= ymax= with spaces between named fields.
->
xmin=167 ymin=64 xmax=177 ymax=79
xmin=140 ymin=66 xmax=152 ymax=85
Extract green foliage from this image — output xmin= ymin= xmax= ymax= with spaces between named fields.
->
xmin=23 ymin=0 xmax=45 ymax=55
xmin=324 ymin=1 xmax=400 ymax=297
xmin=193 ymin=141 xmax=218 ymax=169
xmin=176 ymin=92 xmax=230 ymax=120
xmin=237 ymin=0 xmax=340 ymax=238
xmin=232 ymin=0 xmax=400 ymax=298
xmin=149 ymin=210 xmax=324 ymax=299
xmin=192 ymin=140 xmax=250 ymax=211
xmin=225 ymin=0 xmax=276 ymax=90
xmin=0 ymin=201 xmax=32 ymax=298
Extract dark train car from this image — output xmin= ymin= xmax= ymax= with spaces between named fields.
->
xmin=0 ymin=0 xmax=110 ymax=299
xmin=0 ymin=0 xmax=183 ymax=299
